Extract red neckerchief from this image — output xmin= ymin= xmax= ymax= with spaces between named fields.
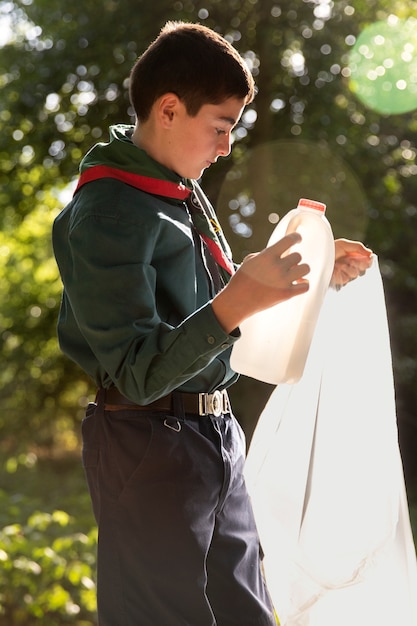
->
xmin=74 ymin=164 xmax=234 ymax=276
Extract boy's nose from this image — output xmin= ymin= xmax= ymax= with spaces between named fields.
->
xmin=218 ymin=135 xmax=232 ymax=158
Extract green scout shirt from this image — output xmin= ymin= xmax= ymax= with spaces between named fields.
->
xmin=52 ymin=125 xmax=239 ymax=404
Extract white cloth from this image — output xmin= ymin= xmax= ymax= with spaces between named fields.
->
xmin=245 ymin=257 xmax=417 ymax=626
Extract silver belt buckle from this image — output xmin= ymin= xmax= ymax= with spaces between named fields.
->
xmin=198 ymin=390 xmax=229 ymax=417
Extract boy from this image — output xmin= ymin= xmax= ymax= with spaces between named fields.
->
xmin=53 ymin=21 xmax=372 ymax=625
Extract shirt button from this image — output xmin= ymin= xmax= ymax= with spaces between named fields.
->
xmin=220 ymin=343 xmax=229 ymax=350
xmin=206 ymin=335 xmax=216 ymax=345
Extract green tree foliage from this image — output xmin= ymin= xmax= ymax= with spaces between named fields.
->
xmin=0 ymin=512 xmax=97 ymax=624
xmin=0 ymin=456 xmax=97 ymax=624
xmin=1 ymin=0 xmax=416 ymax=488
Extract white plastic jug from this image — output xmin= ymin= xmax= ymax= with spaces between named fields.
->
xmin=230 ymin=198 xmax=335 ymax=384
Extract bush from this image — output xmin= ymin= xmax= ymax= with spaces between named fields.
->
xmin=0 ymin=454 xmax=97 ymax=625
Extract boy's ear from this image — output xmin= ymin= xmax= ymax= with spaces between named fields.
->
xmin=158 ymin=93 xmax=181 ymax=128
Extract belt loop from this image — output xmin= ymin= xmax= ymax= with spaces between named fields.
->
xmin=171 ymin=391 xmax=185 ymax=420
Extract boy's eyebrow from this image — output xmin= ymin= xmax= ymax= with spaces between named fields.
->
xmin=218 ymin=115 xmax=239 ymax=126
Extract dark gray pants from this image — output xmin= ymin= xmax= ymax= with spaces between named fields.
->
xmin=82 ymin=393 xmax=275 ymax=626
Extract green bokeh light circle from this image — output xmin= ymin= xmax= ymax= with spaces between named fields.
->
xmin=348 ymin=17 xmax=417 ymax=115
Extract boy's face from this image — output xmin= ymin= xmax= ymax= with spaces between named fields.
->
xmin=163 ymin=96 xmax=246 ymax=179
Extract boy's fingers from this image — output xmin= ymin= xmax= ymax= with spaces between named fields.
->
xmin=290 ymin=278 xmax=310 ymax=294
xmin=268 ymin=232 xmax=302 ymax=256
xmin=281 ymin=251 xmax=308 ymax=271
xmin=335 ymin=238 xmax=373 ymax=260
xmin=286 ymin=260 xmax=310 ymax=281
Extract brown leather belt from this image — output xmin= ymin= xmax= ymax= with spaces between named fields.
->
xmin=101 ymin=387 xmax=230 ymax=417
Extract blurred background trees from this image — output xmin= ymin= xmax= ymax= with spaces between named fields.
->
xmin=1 ymin=0 xmax=417 ymax=622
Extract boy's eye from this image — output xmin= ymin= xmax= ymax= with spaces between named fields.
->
xmin=216 ymin=128 xmax=227 ymax=135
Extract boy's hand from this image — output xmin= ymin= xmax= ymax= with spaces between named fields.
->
xmin=331 ymin=238 xmax=373 ymax=290
xmin=212 ymin=232 xmax=310 ymax=333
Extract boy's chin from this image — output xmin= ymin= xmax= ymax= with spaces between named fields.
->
xmin=176 ymin=162 xmax=211 ymax=180
xmin=182 ymin=169 xmax=206 ymax=180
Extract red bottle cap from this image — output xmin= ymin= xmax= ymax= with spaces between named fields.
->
xmin=298 ymin=198 xmax=326 ymax=212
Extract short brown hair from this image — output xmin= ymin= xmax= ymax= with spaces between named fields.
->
xmin=129 ymin=21 xmax=255 ymax=122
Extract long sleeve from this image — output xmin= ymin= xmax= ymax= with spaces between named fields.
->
xmin=53 ymin=177 xmax=239 ymax=404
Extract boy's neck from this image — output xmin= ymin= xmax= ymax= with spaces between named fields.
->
xmin=131 ymin=120 xmax=174 ymax=174
xmin=131 ymin=122 xmax=154 ymax=155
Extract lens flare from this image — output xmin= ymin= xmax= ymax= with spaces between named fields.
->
xmin=348 ymin=17 xmax=417 ymax=115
